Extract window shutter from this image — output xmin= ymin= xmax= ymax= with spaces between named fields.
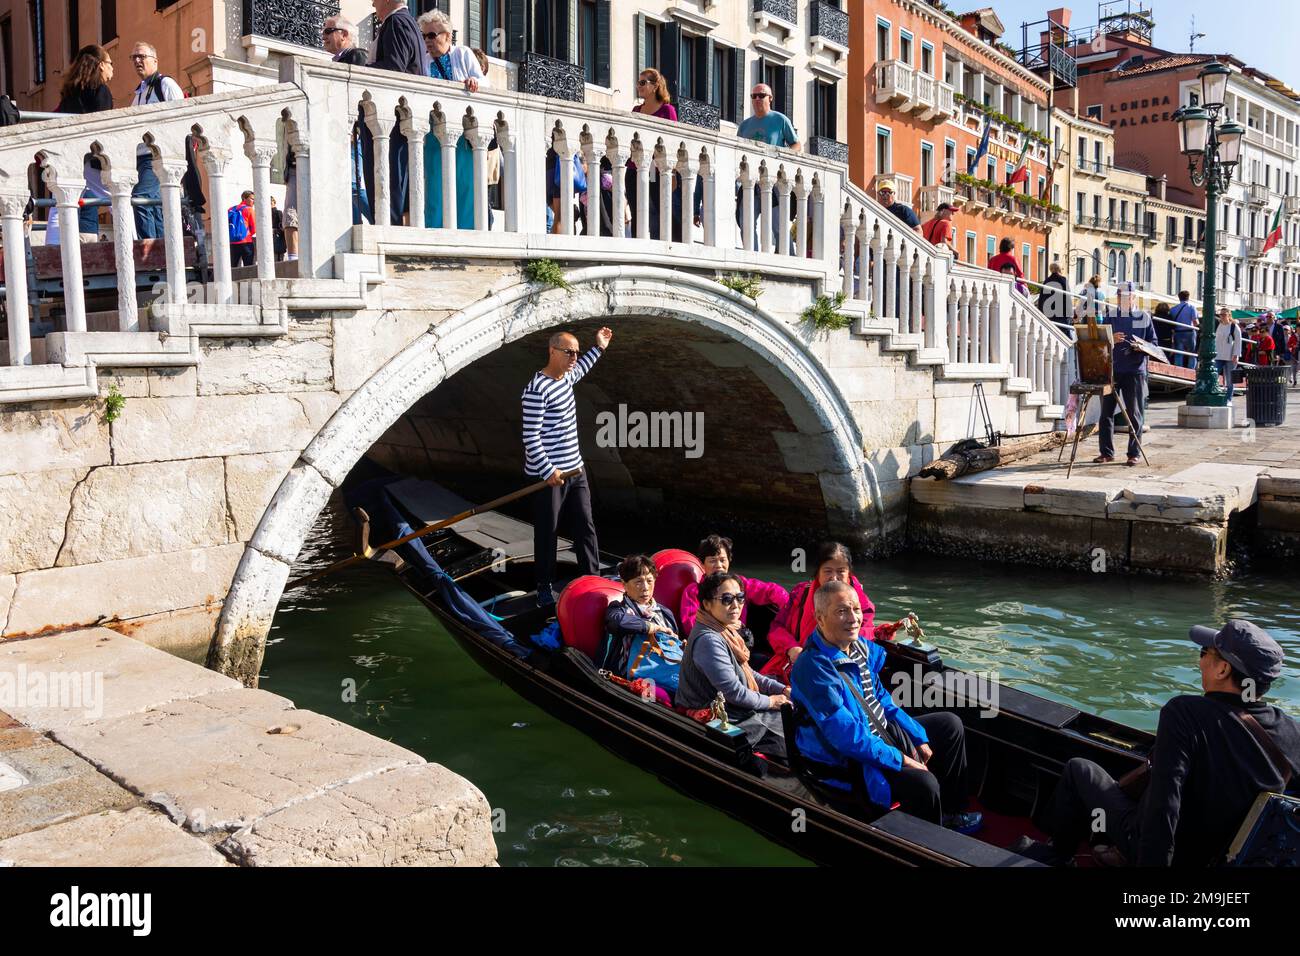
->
xmin=779 ymin=64 xmax=795 ymax=122
xmin=730 ymin=46 xmax=745 ymax=123
xmin=467 ymin=0 xmax=482 ymax=51
xmin=661 ymin=20 xmax=682 ymax=103
xmin=635 ymin=12 xmax=646 ymax=78
xmin=506 ymin=0 xmax=527 ymax=62
xmin=595 ymin=0 xmax=611 ymax=88
xmin=566 ymin=0 xmax=576 ymax=65
xmin=704 ymin=37 xmax=715 ymax=105
xmin=433 ymin=0 xmax=450 ymax=14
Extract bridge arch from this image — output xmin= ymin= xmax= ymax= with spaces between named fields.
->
xmin=209 ymin=265 xmax=869 ymax=683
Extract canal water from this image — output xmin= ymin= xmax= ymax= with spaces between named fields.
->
xmin=263 ymin=506 xmax=1299 ymax=867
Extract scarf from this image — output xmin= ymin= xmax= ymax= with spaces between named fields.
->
xmin=696 ymin=607 xmax=758 ymax=693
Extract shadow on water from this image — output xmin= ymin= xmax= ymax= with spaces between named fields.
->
xmin=263 ymin=505 xmax=1298 ymax=866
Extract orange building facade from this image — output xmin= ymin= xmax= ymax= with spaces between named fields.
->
xmin=848 ymin=1 xmax=1059 ymax=285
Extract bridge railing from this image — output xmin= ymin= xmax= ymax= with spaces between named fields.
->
xmin=1 ymin=55 xmax=1071 ymax=410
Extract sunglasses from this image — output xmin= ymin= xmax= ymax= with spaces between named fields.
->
xmin=637 ymin=78 xmax=652 ymax=86
xmin=717 ymin=593 xmax=747 ymax=608
xmin=423 ymin=31 xmax=449 ymax=41
xmin=130 ymin=54 xmax=153 ymax=61
xmin=322 ymin=27 xmax=342 ymax=35
xmin=750 ymin=93 xmax=770 ymax=100
xmin=551 ymin=347 xmax=579 ymax=357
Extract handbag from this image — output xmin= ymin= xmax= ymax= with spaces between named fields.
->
xmin=626 ymin=630 xmax=683 ymax=693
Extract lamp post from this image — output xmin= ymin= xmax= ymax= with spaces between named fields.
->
xmin=1173 ymin=61 xmax=1245 ymax=410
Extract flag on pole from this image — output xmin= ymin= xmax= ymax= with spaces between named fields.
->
xmin=967 ymin=116 xmax=991 ymax=176
xmin=1007 ymin=137 xmax=1032 ymax=186
xmin=1261 ymin=203 xmax=1284 ymax=255
xmin=1041 ymin=141 xmax=1063 ymax=200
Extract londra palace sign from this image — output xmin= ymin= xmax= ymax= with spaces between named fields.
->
xmin=1108 ymin=95 xmax=1175 ymax=128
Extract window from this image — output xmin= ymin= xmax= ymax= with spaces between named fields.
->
xmin=1145 ymin=257 xmax=1152 ymax=285
xmin=1022 ymin=243 xmax=1031 ymax=279
xmin=1092 ymin=195 xmax=1101 ymax=220
xmin=477 ymin=0 xmax=505 ymax=56
xmin=1107 ymin=250 xmax=1116 ymax=279
xmin=899 ymin=31 xmax=912 ymax=66
xmin=679 ymin=31 xmax=707 ymax=100
xmin=1093 ymin=140 xmax=1102 ymax=170
xmin=966 ymin=232 xmax=977 ymax=263
xmin=1077 ymin=136 xmax=1086 ymax=167
xmin=1189 ymin=90 xmax=1199 ymax=108
xmin=1076 ymin=192 xmax=1084 ymax=219
xmin=28 ymin=0 xmax=45 ymax=86
xmin=1086 ymin=104 xmax=1102 ymax=121
xmin=644 ymin=19 xmax=661 ymax=74
xmin=920 ymin=142 xmax=933 ymax=188
xmin=577 ymin=0 xmax=598 ymax=85
xmin=876 ymin=126 xmax=891 ymax=175
xmin=987 ymin=236 xmax=996 ymax=263
xmin=966 ymin=147 xmax=976 ymax=174
xmin=814 ymin=80 xmax=837 ymax=141
xmin=1076 ymin=256 xmax=1085 ymax=285
xmin=944 ymin=139 xmax=956 ymax=181
xmin=1197 ymin=270 xmax=1204 ymax=299
xmin=0 ymin=17 xmax=12 ymax=97
xmin=1183 ymin=215 xmax=1193 ymax=243
xmin=920 ymin=42 xmax=933 ymax=76
xmin=710 ymin=41 xmax=740 ymax=123
xmin=876 ymin=19 xmax=890 ymax=61
xmin=1108 ymin=197 xmax=1116 ymax=223
xmin=1117 ymin=252 xmax=1126 ymax=282
xmin=67 ymin=0 xmax=77 ymax=61
xmin=1166 ymin=261 xmax=1174 ymax=294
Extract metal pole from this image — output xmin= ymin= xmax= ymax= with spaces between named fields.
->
xmin=1189 ymin=116 xmax=1227 ymax=406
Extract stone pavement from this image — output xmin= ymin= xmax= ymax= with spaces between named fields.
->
xmin=909 ymin=391 xmax=1300 ymax=574
xmin=0 ymin=628 xmax=497 ymax=866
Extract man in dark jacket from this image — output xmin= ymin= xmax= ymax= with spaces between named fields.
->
xmin=1019 ymin=619 xmax=1299 ymax=866
xmin=1095 ymin=280 xmax=1157 ymax=466
xmin=359 ymin=0 xmax=423 ymax=225
xmin=323 ymin=14 xmax=367 ymax=66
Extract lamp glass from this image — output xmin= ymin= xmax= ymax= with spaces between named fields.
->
xmin=1180 ymin=108 xmax=1210 ymax=155
xmin=1200 ymin=63 xmax=1230 ymax=108
xmin=1217 ymin=122 xmax=1245 ymax=166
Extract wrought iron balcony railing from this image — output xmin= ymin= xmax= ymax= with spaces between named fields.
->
xmin=810 ymin=1 xmax=849 ymax=47
xmin=519 ymin=52 xmax=585 ymax=104
xmin=808 ymin=136 xmax=848 ymax=164
xmin=242 ymin=0 xmax=339 ymax=50
xmin=677 ymin=96 xmax=721 ymax=132
xmin=753 ymin=0 xmax=797 ymax=26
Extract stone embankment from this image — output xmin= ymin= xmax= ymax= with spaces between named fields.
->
xmin=909 ymin=393 xmax=1300 ymax=575
xmin=0 ymin=628 xmax=496 ymax=866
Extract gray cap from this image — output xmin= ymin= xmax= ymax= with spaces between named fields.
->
xmin=1189 ymin=620 xmax=1285 ymax=686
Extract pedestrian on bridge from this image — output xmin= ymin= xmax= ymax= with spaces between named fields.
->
xmin=522 ymin=327 xmax=613 ymax=607
xmin=129 ymin=42 xmax=184 ymax=240
xmin=360 ymin=0 xmax=424 ymax=226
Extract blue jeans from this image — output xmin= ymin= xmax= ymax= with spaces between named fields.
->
xmin=132 ymin=152 xmax=163 ymax=239
xmin=1174 ymin=331 xmax=1197 ymax=368
xmin=1216 ymin=360 xmax=1235 ymax=387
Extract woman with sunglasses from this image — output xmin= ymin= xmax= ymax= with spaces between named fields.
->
xmin=625 ymin=69 xmax=682 ymax=241
xmin=418 ymin=9 xmax=488 ymax=231
xmin=676 ymin=572 xmax=789 ymax=758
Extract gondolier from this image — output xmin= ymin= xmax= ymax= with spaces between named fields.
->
xmin=522 ymin=327 xmax=612 ymax=606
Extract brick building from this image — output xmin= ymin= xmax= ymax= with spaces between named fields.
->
xmin=848 ymin=1 xmax=1058 ymax=285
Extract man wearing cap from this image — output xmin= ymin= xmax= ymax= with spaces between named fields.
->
xmin=1095 ymin=280 xmax=1157 ymax=467
xmin=1017 ymin=620 xmax=1298 ymax=866
xmin=921 ymin=202 xmax=957 ymax=257
xmin=877 ymin=180 xmax=921 ymax=234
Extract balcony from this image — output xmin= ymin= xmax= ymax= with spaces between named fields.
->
xmin=241 ymin=0 xmax=339 ymax=54
xmin=1076 ymin=213 xmax=1105 ymax=231
xmin=1244 ymin=126 xmax=1299 ymax=161
xmin=987 ymin=192 xmax=1012 ymax=219
xmin=912 ymin=75 xmax=957 ymax=123
xmin=1247 ymin=182 xmax=1270 ymax=206
xmin=1285 ymin=195 xmax=1300 ymax=217
xmin=1245 ymin=291 xmax=1269 ymax=309
xmin=1248 ymin=237 xmax=1266 ymax=258
xmin=753 ymin=0 xmax=797 ymax=34
xmin=677 ymin=96 xmax=720 ymax=131
xmin=1076 ymin=157 xmax=1107 ymax=180
xmin=870 ymin=172 xmax=914 ymax=209
xmin=959 ymin=181 xmax=990 ymax=211
xmin=1283 ymin=245 xmax=1300 ymax=264
xmin=808 ymin=136 xmax=849 ymax=164
xmin=917 ymin=183 xmax=956 ymax=215
xmin=810 ymin=0 xmax=849 ymax=51
xmin=519 ymin=51 xmax=585 ymax=103
xmin=876 ymin=60 xmax=917 ymax=113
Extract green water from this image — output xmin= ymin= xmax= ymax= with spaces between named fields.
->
xmin=262 ymin=511 xmax=1299 ymax=867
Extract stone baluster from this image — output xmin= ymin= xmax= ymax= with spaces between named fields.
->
xmin=42 ymin=162 xmax=88 ymax=332
xmin=854 ymin=213 xmax=869 ymax=302
xmin=958 ymin=284 xmax=972 ymax=362
xmin=288 ymin=135 xmax=313 ymax=278
xmin=1037 ymin=329 xmax=1048 ymax=393
xmin=870 ymin=225 xmax=884 ymax=320
xmin=635 ymin=144 xmax=652 ymax=240
xmin=946 ymin=284 xmax=959 ymax=358
xmin=557 ymin=140 xmax=577 ymax=235
xmin=758 ymin=161 xmax=773 ymax=255
xmin=739 ymin=159 xmax=755 ymax=252
xmin=839 ymin=202 xmax=854 ymax=298
xmin=810 ymin=175 xmax=825 ymax=261
xmin=1020 ymin=312 xmax=1032 ymax=378
xmin=910 ymin=255 xmax=924 ymax=335
xmin=656 ymin=147 xmax=673 ymax=243
xmin=922 ymin=260 xmax=937 ymax=347
xmin=1 ymin=193 xmax=31 ymax=365
xmin=794 ymin=171 xmax=808 ymax=260
xmin=883 ymin=235 xmax=898 ymax=327
xmin=402 ymin=115 xmax=430 ymax=229
xmin=679 ymin=152 xmax=698 ymax=247
xmin=897 ymin=247 xmax=912 ymax=333
xmin=497 ymin=126 xmax=519 ymax=233
xmin=466 ymin=126 xmax=493 ymax=231
xmin=435 ymin=121 xmax=460 ymax=230
xmin=584 ymin=139 xmax=604 ymax=238
xmin=1008 ymin=309 xmax=1021 ymax=376
xmin=365 ymin=110 xmax=394 ymax=230
xmin=609 ymin=146 xmax=630 ymax=240
xmin=776 ymin=169 xmax=792 ymax=255
xmin=977 ymin=287 xmax=991 ymax=363
xmin=243 ymin=143 xmax=276 ymax=281
xmin=196 ymin=148 xmax=231 ymax=307
xmin=989 ymin=290 xmax=1003 ymax=364
xmin=102 ymin=166 xmax=140 ymax=328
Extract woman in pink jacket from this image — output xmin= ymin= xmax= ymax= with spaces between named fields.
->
xmin=677 ymin=535 xmax=790 ymax=638
xmin=759 ymin=541 xmax=903 ymax=680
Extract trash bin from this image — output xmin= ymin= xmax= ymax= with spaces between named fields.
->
xmin=1246 ymin=366 xmax=1288 ymax=426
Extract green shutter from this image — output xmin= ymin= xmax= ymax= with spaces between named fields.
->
xmin=730 ymin=46 xmax=745 ymax=123
xmin=506 ymin=0 xmax=527 ymax=62
xmin=566 ymin=0 xmax=576 ymax=65
xmin=779 ymin=64 xmax=795 ymax=121
xmin=661 ymin=20 xmax=682 ymax=103
xmin=467 ymin=0 xmax=482 ymax=51
xmin=595 ymin=0 xmax=611 ymax=88
xmin=705 ymin=38 xmax=715 ymax=106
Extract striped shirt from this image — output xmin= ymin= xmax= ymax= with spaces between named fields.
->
xmin=845 ymin=642 xmax=889 ymax=734
xmin=521 ymin=347 xmax=602 ymax=477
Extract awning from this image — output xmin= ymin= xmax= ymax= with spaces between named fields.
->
xmin=1104 ymin=240 xmax=1133 ymax=249
xmin=1231 ymin=309 xmax=1263 ymax=318
xmin=1278 ymin=306 xmax=1300 ymax=319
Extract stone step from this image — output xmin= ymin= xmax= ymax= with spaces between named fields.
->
xmin=1005 ymin=376 xmax=1033 ymax=394
xmin=913 ymin=347 xmax=947 ymax=365
xmin=885 ymin=333 xmax=925 ymax=352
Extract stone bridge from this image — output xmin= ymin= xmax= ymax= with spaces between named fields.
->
xmin=0 ymin=59 xmax=1073 ymax=683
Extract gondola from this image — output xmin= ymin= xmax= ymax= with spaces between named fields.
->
xmin=329 ymin=468 xmax=1172 ymax=867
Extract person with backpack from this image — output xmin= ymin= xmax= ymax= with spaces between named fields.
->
xmin=129 ymin=43 xmax=185 ymax=239
xmin=228 ymin=191 xmax=256 ymax=268
xmin=1168 ymin=290 xmax=1199 ymax=369
xmin=1214 ymin=308 xmax=1242 ymax=389
xmin=921 ymin=203 xmax=957 ymax=257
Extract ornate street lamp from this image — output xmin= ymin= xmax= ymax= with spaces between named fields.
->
xmin=1173 ymin=60 xmax=1244 ymax=409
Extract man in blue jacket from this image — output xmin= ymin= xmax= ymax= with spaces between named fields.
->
xmin=1096 ymin=279 xmax=1158 ymax=466
xmin=790 ymin=580 xmax=982 ymax=831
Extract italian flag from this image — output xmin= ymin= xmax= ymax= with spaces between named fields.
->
xmin=1262 ymin=203 xmax=1284 ymax=254
xmin=1007 ymin=138 xmax=1031 ymax=187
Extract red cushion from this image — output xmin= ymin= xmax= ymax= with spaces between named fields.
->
xmin=556 ymin=575 xmax=624 ymax=660
xmin=650 ymin=550 xmax=704 ymax=624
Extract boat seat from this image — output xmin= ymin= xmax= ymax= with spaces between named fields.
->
xmin=779 ymin=702 xmax=891 ymax=817
xmin=556 ymin=575 xmax=625 ymax=661
xmin=651 ymin=549 xmax=703 ymax=625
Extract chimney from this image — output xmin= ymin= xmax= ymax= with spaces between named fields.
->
xmin=1158 ymin=174 xmax=1168 ymax=201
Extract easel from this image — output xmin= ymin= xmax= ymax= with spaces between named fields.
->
xmin=1058 ymin=314 xmax=1150 ymax=477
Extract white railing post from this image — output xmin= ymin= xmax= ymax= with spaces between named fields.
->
xmin=679 ymin=153 xmax=698 ymax=247
xmin=739 ymin=158 xmax=755 ymax=252
xmin=922 ymin=260 xmax=936 ymax=346
xmin=584 ymin=138 xmax=605 ymax=238
xmin=897 ymin=247 xmax=912 ymax=330
xmin=609 ymin=145 xmax=630 ymax=240
xmin=289 ymin=136 xmax=313 ymax=277
xmin=909 ymin=255 xmax=923 ymax=334
xmin=793 ymin=171 xmax=808 ymax=260
xmin=840 ymin=202 xmax=854 ymax=298
xmin=946 ymin=283 xmax=959 ymax=359
xmin=367 ymin=111 xmax=395 ymax=230
xmin=101 ymin=166 xmax=140 ymax=329
xmin=655 ymin=145 xmax=672 ymax=242
xmin=244 ymin=143 xmax=277 ymax=281
xmin=198 ymin=147 xmax=232 ymax=306
xmin=758 ymin=160 xmax=773 ymax=254
xmin=811 ymin=174 xmax=826 ymax=263
xmin=1009 ymin=310 xmax=1021 ymax=376
xmin=958 ymin=284 xmax=972 ymax=362
xmin=883 ymin=234 xmax=898 ymax=327
xmin=402 ymin=115 xmax=430 ymax=230
xmin=978 ymin=287 xmax=992 ymax=363
xmin=1 ymin=193 xmax=31 ymax=365
xmin=635 ymin=143 xmax=652 ymax=240
xmin=557 ymin=139 xmax=576 ymax=236
xmin=467 ymin=125 xmax=493 ymax=232
xmin=42 ymin=161 xmax=88 ymax=332
xmin=158 ymin=158 xmax=190 ymax=304
xmin=854 ymin=213 xmax=868 ymax=302
xmin=870 ymin=224 xmax=884 ymax=319
xmin=699 ymin=150 xmax=717 ymax=247
xmin=497 ymin=125 xmax=520 ymax=233
xmin=776 ymin=168 xmax=792 ymax=255
xmin=436 ymin=121 xmax=460 ymax=230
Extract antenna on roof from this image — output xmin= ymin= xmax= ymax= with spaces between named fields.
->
xmin=1189 ymin=15 xmax=1206 ymax=53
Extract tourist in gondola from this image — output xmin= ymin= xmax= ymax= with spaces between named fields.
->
xmin=601 ymin=554 xmax=680 ymax=679
xmin=677 ymin=535 xmax=790 ymax=644
xmin=676 ymin=572 xmax=789 ymax=759
xmin=762 ymin=541 xmax=904 ymax=681
xmin=1016 ymin=620 xmax=1299 ymax=866
xmin=790 ymin=580 xmax=982 ymax=832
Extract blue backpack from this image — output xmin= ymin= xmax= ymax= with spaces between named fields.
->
xmin=625 ymin=631 xmax=683 ymax=693
xmin=228 ymin=204 xmax=250 ymax=243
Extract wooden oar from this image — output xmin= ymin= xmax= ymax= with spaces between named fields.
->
xmin=284 ymin=470 xmax=581 ymax=591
